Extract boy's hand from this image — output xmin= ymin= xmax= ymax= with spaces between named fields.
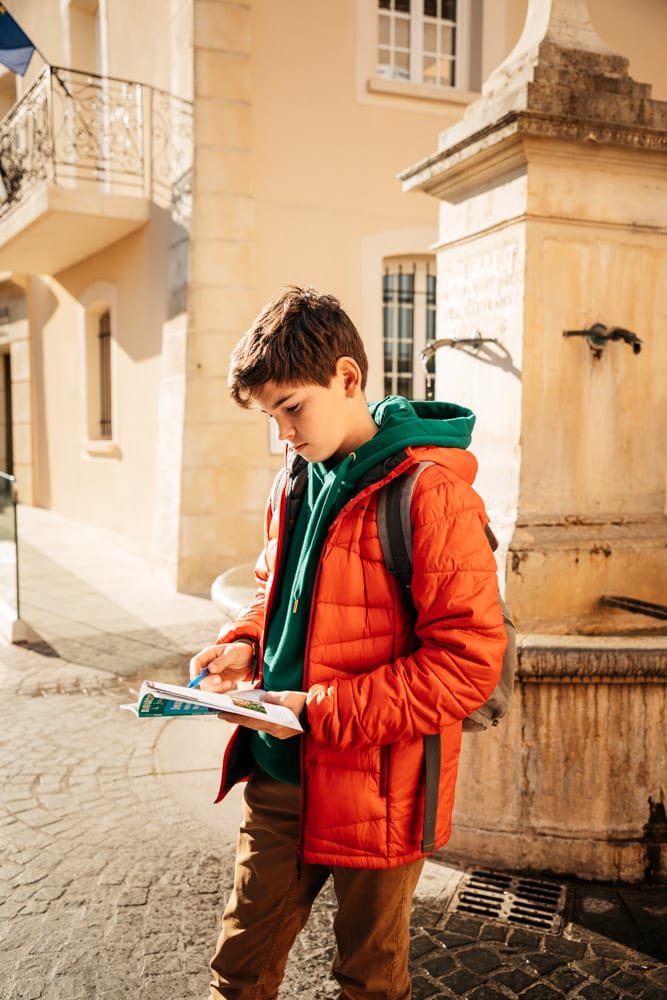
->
xmin=189 ymin=641 xmax=254 ymax=693
xmin=217 ymin=690 xmax=307 ymax=740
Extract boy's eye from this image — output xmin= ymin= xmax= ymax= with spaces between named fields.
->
xmin=285 ymin=403 xmax=300 ymax=414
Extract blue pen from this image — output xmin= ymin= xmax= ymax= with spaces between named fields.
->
xmin=187 ymin=668 xmax=209 ymax=689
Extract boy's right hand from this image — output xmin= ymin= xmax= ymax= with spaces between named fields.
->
xmin=189 ymin=641 xmax=254 ymax=693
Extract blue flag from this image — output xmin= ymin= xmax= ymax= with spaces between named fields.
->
xmin=0 ymin=4 xmax=36 ymax=75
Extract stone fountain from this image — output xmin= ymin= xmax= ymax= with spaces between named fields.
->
xmin=401 ymin=0 xmax=667 ymax=882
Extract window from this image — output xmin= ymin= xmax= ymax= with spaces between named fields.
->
xmin=97 ymin=309 xmax=112 ymax=439
xmin=83 ymin=302 xmax=114 ymax=444
xmin=383 ymin=257 xmax=437 ymax=400
xmin=79 ymin=283 xmax=119 ymax=458
xmin=377 ymin=0 xmax=477 ymax=91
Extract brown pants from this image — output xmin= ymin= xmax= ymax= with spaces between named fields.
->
xmin=209 ymin=767 xmax=424 ymax=1000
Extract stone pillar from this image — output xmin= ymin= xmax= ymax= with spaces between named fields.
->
xmin=401 ymin=0 xmax=667 ymax=881
xmin=153 ymin=0 xmax=270 ymax=595
xmin=401 ymin=0 xmax=667 ymax=633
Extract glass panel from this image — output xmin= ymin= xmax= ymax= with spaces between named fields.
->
xmin=384 ymin=376 xmax=393 ymax=396
xmin=397 ymin=272 xmax=414 ymax=304
xmin=379 ymin=0 xmax=390 ymax=9
xmin=446 ymin=53 xmax=455 ymax=86
xmin=424 ymin=0 xmax=437 ymax=16
xmin=378 ymin=14 xmax=391 ymax=45
xmin=98 ymin=310 xmax=112 ymax=440
xmin=396 ymin=338 xmax=412 ymax=373
xmin=0 ymin=472 xmax=18 ymax=618
xmin=423 ymin=22 xmax=436 ymax=52
xmin=439 ymin=23 xmax=455 ymax=55
xmin=395 ymin=17 xmax=410 ymax=48
xmin=397 ymin=309 xmax=412 ymax=340
xmin=423 ymin=56 xmax=438 ymax=83
xmin=397 ymin=376 xmax=412 ymax=397
xmin=441 ymin=0 xmax=456 ymax=20
xmin=394 ymin=52 xmax=410 ymax=78
xmin=395 ymin=0 xmax=411 ymax=11
xmin=377 ymin=49 xmax=392 ymax=77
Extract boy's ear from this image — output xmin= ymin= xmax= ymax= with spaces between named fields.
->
xmin=336 ymin=356 xmax=362 ymax=396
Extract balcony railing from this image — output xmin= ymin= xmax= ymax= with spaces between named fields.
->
xmin=0 ymin=65 xmax=192 ymax=225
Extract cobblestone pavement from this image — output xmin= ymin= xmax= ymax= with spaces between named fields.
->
xmin=0 ymin=640 xmax=338 ymax=1000
xmin=2 ymin=640 xmax=666 ymax=1000
xmin=1 ymin=504 xmax=665 ymax=999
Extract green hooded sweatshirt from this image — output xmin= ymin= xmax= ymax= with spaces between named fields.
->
xmin=250 ymin=395 xmax=476 ymax=784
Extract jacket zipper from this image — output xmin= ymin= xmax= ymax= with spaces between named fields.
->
xmin=296 ymin=537 xmax=329 ymax=876
xmin=295 ymin=458 xmax=416 ymax=870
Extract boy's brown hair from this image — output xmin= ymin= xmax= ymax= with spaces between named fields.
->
xmin=228 ymin=286 xmax=369 ymax=408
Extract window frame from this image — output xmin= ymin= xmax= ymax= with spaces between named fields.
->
xmin=382 ymin=255 xmax=437 ymax=401
xmin=79 ymin=282 xmax=120 ymax=459
xmin=377 ymin=0 xmax=474 ymax=93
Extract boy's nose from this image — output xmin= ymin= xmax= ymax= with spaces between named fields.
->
xmin=274 ymin=417 xmax=295 ymax=441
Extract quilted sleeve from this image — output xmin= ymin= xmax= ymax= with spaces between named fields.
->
xmin=306 ymin=466 xmax=507 ymax=748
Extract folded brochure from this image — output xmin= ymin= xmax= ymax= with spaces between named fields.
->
xmin=121 ymin=680 xmax=303 ymax=731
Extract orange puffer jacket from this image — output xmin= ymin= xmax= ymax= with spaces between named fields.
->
xmin=215 ymin=444 xmax=506 ymax=869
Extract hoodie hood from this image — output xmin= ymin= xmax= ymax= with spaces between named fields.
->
xmin=350 ymin=395 xmax=476 ymax=483
xmin=286 ymin=395 xmax=478 ymax=613
xmin=370 ymin=395 xmax=475 ymax=448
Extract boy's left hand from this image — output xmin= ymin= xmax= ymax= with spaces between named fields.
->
xmin=217 ymin=690 xmax=307 ymax=740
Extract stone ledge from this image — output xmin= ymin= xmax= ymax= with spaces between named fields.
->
xmin=212 ymin=566 xmax=667 ymax=680
xmin=518 ymin=633 xmax=667 ymax=680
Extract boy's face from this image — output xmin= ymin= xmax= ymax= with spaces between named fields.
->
xmin=254 ymin=359 xmax=371 ymax=465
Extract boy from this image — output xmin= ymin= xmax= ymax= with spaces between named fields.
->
xmin=190 ymin=286 xmax=506 ymax=1000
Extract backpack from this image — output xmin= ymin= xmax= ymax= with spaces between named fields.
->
xmin=376 ymin=460 xmax=517 ymax=733
xmin=377 ymin=461 xmax=517 ymax=853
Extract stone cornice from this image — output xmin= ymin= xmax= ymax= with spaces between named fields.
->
xmin=401 ymin=1 xmax=667 ymax=199
xmin=517 ymin=634 xmax=667 ymax=681
xmin=401 ymin=107 xmax=667 ymax=196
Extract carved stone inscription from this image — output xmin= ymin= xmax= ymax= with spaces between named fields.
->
xmin=439 ymin=240 xmax=524 ymax=327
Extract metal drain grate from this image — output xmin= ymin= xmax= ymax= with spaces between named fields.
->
xmin=450 ymin=869 xmax=567 ymax=933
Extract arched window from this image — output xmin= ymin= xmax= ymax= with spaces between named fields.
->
xmin=382 ymin=256 xmax=436 ymax=400
xmin=80 ymin=283 xmax=119 ymax=457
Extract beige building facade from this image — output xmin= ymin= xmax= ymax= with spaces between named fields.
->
xmin=0 ymin=0 xmax=664 ymax=598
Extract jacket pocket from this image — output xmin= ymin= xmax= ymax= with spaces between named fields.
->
xmin=379 ymin=745 xmax=390 ymax=797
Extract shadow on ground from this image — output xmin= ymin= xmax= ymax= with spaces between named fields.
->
xmin=17 ymin=541 xmax=220 ymax=681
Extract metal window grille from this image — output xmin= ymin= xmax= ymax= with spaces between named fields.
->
xmin=383 ymin=259 xmax=436 ymax=400
xmin=377 ymin=0 xmax=466 ymax=89
xmin=383 ymin=268 xmax=415 ymax=398
xmin=424 ymin=272 xmax=436 ymax=399
xmin=98 ymin=310 xmax=112 ymax=439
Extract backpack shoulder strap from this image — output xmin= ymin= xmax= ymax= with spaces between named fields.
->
xmin=377 ymin=460 xmax=439 ymax=853
xmin=377 ymin=460 xmax=434 ymax=597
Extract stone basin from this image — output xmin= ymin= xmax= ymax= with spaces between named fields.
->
xmin=449 ymin=633 xmax=667 ymax=883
